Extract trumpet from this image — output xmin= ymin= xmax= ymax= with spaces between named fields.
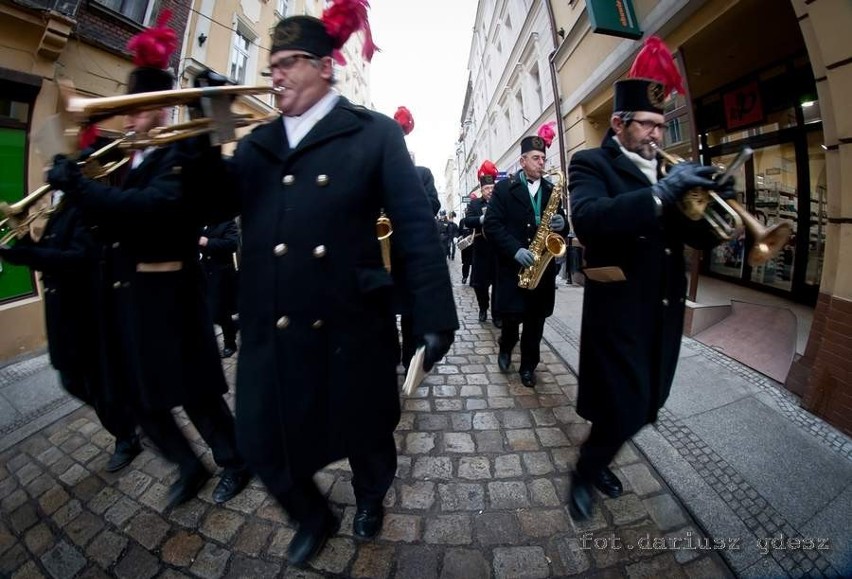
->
xmin=376 ymin=210 xmax=393 ymax=273
xmin=0 ymin=135 xmax=131 ymax=245
xmin=653 ymin=145 xmax=792 ymax=266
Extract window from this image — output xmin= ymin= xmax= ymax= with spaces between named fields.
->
xmin=530 ymin=65 xmax=542 ymax=113
xmin=92 ymin=0 xmax=159 ymax=25
xmin=229 ymin=21 xmax=258 ymax=85
xmin=276 ymin=0 xmax=291 ymax=17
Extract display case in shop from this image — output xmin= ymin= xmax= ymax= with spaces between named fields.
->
xmin=750 ymin=181 xmax=797 ymax=291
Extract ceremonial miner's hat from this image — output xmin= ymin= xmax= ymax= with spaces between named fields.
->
xmin=271 ymin=0 xmax=378 ymax=65
xmin=394 ymin=106 xmax=414 ymax=135
xmin=477 ymin=160 xmax=499 ymax=186
xmin=126 ymin=9 xmax=177 ymax=95
xmin=520 ymin=122 xmax=556 ymax=154
xmin=613 ymin=36 xmax=684 ymax=114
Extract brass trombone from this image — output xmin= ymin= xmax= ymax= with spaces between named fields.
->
xmin=376 ymin=210 xmax=393 ymax=273
xmin=654 ymin=145 xmax=792 ymax=266
xmin=0 ymin=135 xmax=132 ymax=245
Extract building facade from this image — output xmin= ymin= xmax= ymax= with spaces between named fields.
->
xmin=547 ymin=0 xmax=852 ymax=434
xmin=0 ymin=0 xmax=192 ymax=362
xmin=456 ymin=0 xmax=559 ymax=202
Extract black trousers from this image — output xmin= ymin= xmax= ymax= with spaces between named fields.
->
xmin=473 ymin=284 xmax=499 ymax=319
xmin=576 ymin=420 xmax=638 ymax=479
xmin=461 ymin=262 xmax=471 ymax=281
xmin=138 ymin=395 xmax=245 ymax=475
xmin=400 ymin=314 xmax=415 ymax=368
xmin=499 ymin=312 xmax=546 ymax=372
xmin=255 ymin=433 xmax=397 ymax=529
xmin=218 ymin=315 xmax=238 ymax=350
xmin=60 ymin=370 xmax=136 ymax=442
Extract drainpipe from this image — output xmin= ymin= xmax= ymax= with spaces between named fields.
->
xmin=543 ymin=0 xmax=566 ymax=180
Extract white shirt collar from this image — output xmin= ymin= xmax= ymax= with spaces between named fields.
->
xmin=282 ymin=89 xmax=341 ymax=148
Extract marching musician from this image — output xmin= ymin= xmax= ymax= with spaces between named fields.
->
xmin=198 ymin=3 xmax=457 ymax=566
xmin=199 ymin=219 xmax=240 ymax=358
xmin=45 ymin=12 xmax=250 ymax=509
xmin=483 ymin=126 xmax=567 ymax=388
xmin=0 ymin=193 xmax=140 ymax=473
xmin=566 ymin=36 xmax=735 ymax=520
xmin=463 ymin=161 xmax=501 ymax=326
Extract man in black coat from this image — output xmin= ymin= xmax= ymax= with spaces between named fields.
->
xmin=458 ymin=214 xmax=474 ymax=284
xmin=566 ymin=37 xmax=734 ymax=521
xmin=46 ymin=17 xmax=250 ymax=510
xmin=484 ymin=136 xmax=567 ymax=389
xmin=199 ymin=219 xmax=240 ymax=358
xmin=0 ymin=198 xmax=140 ymax=472
xmin=199 ymin=10 xmax=458 ymax=567
xmin=463 ymin=161 xmax=501 ymax=326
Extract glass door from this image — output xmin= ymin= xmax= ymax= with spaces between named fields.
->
xmin=804 ymin=130 xmax=827 ymax=293
xmin=707 ymin=150 xmax=748 ymax=280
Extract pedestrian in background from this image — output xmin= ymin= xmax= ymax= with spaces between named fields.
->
xmin=463 ymin=160 xmax=501 ymax=327
xmin=199 ymin=219 xmax=240 ymax=358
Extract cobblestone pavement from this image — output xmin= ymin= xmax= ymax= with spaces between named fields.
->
xmin=0 ymin=260 xmax=732 ymax=578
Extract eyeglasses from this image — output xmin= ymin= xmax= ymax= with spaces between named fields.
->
xmin=264 ymin=54 xmax=318 ymax=75
xmin=629 ymin=118 xmax=669 ymax=133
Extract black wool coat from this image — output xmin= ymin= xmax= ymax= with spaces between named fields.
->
xmin=200 ymin=220 xmax=240 ymax=322
xmin=415 ymin=166 xmax=441 ymax=216
xmin=69 ymin=146 xmax=228 ymax=411
xmin=462 ymin=197 xmax=496 ymax=287
xmin=1 ymin=203 xmax=99 ymax=376
xmin=207 ymin=97 xmax=458 ymax=483
xmin=483 ymin=172 xmax=565 ymax=316
xmin=568 ymin=135 xmax=719 ymax=439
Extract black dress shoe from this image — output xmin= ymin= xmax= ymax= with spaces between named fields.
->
xmin=493 ymin=318 xmax=502 ymax=329
xmin=105 ymin=436 xmax=142 ymax=473
xmin=167 ymin=466 xmax=211 ymax=509
xmin=287 ymin=511 xmax=340 ymax=567
xmin=221 ymin=346 xmax=236 ymax=359
xmin=498 ymin=351 xmax=511 ymax=373
xmin=353 ymin=505 xmax=384 ymax=539
xmin=568 ymin=472 xmax=595 ymax=522
xmin=461 ymin=277 xmax=467 ymax=284
xmin=478 ymin=310 xmax=487 ymax=323
xmin=593 ymin=466 xmax=623 ymax=498
xmin=212 ymin=468 xmax=251 ymax=504
xmin=519 ymin=370 xmax=537 ymax=388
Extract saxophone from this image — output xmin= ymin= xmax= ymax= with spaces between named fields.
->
xmin=518 ymin=170 xmax=567 ymax=289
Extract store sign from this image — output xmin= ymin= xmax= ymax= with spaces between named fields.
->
xmin=587 ymin=0 xmax=642 ymax=40
xmin=723 ymin=81 xmax=764 ymax=130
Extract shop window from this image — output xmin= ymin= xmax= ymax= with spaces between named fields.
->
xmin=92 ymin=0 xmax=160 ymax=25
xmin=805 ymin=131 xmax=826 ymax=287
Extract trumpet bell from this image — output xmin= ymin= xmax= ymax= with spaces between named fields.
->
xmin=748 ymin=221 xmax=793 ymax=267
xmin=376 ymin=215 xmax=393 ymax=240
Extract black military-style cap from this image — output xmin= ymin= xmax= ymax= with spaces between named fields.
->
xmin=520 ymin=135 xmax=546 ymax=154
xmin=271 ymin=16 xmax=334 ymax=57
xmin=613 ymin=78 xmax=667 ymax=114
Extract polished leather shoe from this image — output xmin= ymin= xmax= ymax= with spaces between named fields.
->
xmin=498 ymin=351 xmax=511 ymax=373
xmin=353 ymin=505 xmax=384 ymax=539
xmin=593 ymin=466 xmax=623 ymax=498
xmin=478 ymin=310 xmax=487 ymax=322
xmin=167 ymin=466 xmax=211 ymax=509
xmin=221 ymin=346 xmax=236 ymax=359
xmin=568 ymin=472 xmax=595 ymax=522
xmin=212 ymin=468 xmax=251 ymax=504
xmin=519 ymin=370 xmax=537 ymax=388
xmin=493 ymin=318 xmax=503 ymax=329
xmin=461 ymin=277 xmax=467 ymax=284
xmin=105 ymin=436 xmax=142 ymax=473
xmin=287 ymin=512 xmax=340 ymax=567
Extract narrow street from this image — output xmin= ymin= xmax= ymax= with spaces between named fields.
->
xmin=0 ymin=259 xmax=731 ymax=578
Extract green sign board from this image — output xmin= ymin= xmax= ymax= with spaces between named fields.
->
xmin=587 ymin=0 xmax=643 ymax=40
xmin=0 ymin=128 xmax=36 ymax=303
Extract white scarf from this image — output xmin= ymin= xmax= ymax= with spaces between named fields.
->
xmin=612 ymin=135 xmax=658 ymax=184
xmin=282 ymin=89 xmax=341 ymax=148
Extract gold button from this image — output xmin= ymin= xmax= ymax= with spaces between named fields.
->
xmin=112 ymin=242 xmax=120 ymax=249
xmin=112 ymin=281 xmax=121 ymax=289
xmin=311 ymin=319 xmax=324 ymax=329
xmin=664 ymin=248 xmax=672 ymax=256
xmin=312 ymin=245 xmax=327 ymax=258
xmin=316 ymin=174 xmax=329 ymax=186
xmin=276 ymin=316 xmax=290 ymax=329
xmin=274 ymin=243 xmax=288 ymax=256
xmin=282 ymin=175 xmax=295 ymax=185
xmin=680 ymin=297 xmax=685 ymax=304
xmin=662 ymin=298 xmax=669 ymax=306
xmin=122 ymin=282 xmax=130 ymax=288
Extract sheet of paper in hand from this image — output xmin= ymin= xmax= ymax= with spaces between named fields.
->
xmin=403 ymin=345 xmax=428 ymax=396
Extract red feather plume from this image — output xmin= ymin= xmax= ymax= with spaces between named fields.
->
xmin=537 ymin=122 xmax=556 ymax=148
xmin=394 ymin=106 xmax=414 ymax=135
xmin=628 ymin=35 xmax=684 ymax=97
xmin=127 ymin=9 xmax=177 ymax=69
xmin=477 ymin=160 xmax=499 ymax=180
xmin=322 ymin=0 xmax=380 ymax=66
xmin=78 ymin=125 xmax=99 ymax=150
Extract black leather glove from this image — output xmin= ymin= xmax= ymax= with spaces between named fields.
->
xmin=652 ymin=162 xmax=719 ymax=206
xmin=0 ymin=238 xmax=34 ymax=265
xmin=713 ymin=178 xmax=737 ymax=202
xmin=46 ymin=154 xmax=83 ymax=194
xmin=190 ymin=69 xmax=235 ymax=119
xmin=420 ymin=331 xmax=455 ymax=372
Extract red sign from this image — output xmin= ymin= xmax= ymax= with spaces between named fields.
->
xmin=723 ymin=81 xmax=764 ymax=130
